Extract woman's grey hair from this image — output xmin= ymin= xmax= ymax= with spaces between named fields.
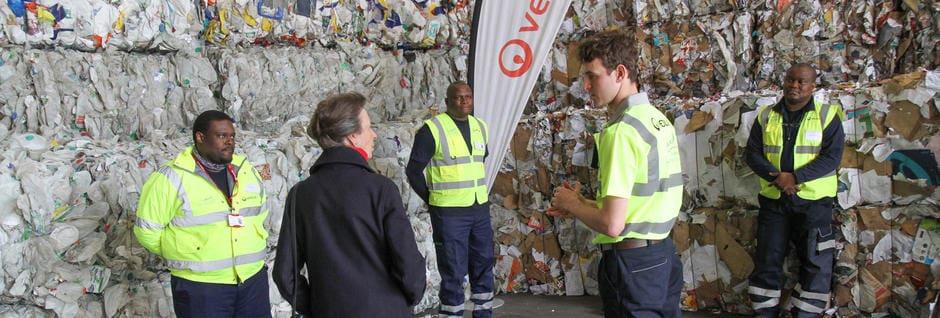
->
xmin=307 ymin=93 xmax=366 ymax=149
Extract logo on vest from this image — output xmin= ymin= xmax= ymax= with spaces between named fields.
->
xmin=651 ymin=118 xmax=670 ymax=131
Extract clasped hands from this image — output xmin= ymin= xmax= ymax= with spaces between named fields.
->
xmin=769 ymin=171 xmax=800 ymax=195
xmin=548 ymin=181 xmax=585 ymax=218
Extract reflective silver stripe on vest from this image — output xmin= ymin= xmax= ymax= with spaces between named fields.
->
xmin=783 ymin=104 xmax=829 ymax=156
xmin=238 ymin=206 xmax=263 ymax=216
xmin=248 ymin=166 xmax=268 ymax=214
xmin=170 ymin=206 xmax=265 ymax=227
xmin=429 ymin=154 xmax=485 ymax=167
xmin=473 ymin=116 xmax=487 ymax=141
xmin=429 ymin=117 xmax=486 ymax=168
xmin=430 ymin=117 xmax=452 ymax=160
xmin=429 ymin=178 xmax=487 ymax=191
xmin=432 ymin=156 xmax=474 ymax=167
xmin=158 ymin=167 xmax=193 ymax=216
xmin=795 ymin=284 xmax=831 ymax=302
xmin=620 ymin=114 xmax=683 ymax=197
xmin=763 ymin=145 xmax=782 ymax=154
xmin=171 ymin=209 xmax=230 ymax=227
xmin=795 ymin=145 xmax=821 ymax=154
xmin=822 ymin=170 xmax=836 ymax=178
xmin=818 ymin=103 xmax=831 ymax=128
xmin=233 ymin=159 xmax=244 ymax=175
xmin=247 ymin=161 xmax=265 ymax=200
xmin=619 ymin=217 xmax=677 ymax=236
xmin=165 ymin=249 xmax=266 ymax=272
xmin=632 ymin=173 xmax=683 ymax=196
xmin=758 ymin=106 xmax=773 ymax=128
xmin=748 ymin=286 xmax=782 ymax=298
xmin=163 ymin=159 xmax=265 ymax=227
xmin=135 ymin=218 xmax=165 ymax=230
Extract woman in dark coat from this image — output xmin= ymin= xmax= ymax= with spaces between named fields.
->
xmin=273 ymin=93 xmax=426 ymax=317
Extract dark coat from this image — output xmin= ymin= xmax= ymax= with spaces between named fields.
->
xmin=273 ymin=146 xmax=426 ymax=317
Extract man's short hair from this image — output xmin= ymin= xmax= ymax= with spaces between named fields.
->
xmin=193 ymin=110 xmax=234 ymax=143
xmin=447 ymin=81 xmax=470 ymax=97
xmin=446 ymin=80 xmax=471 ymax=106
xmin=578 ymin=30 xmax=640 ymax=86
xmin=788 ymin=63 xmax=818 ymax=79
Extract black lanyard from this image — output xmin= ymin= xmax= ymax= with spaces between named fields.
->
xmin=781 ymin=107 xmax=805 ymax=144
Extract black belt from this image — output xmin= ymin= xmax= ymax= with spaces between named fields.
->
xmin=601 ymin=238 xmax=664 ymax=251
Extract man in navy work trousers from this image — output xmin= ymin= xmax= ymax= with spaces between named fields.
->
xmin=746 ymin=63 xmax=844 ymax=317
xmin=406 ymin=81 xmax=495 ymax=318
xmin=135 ymin=110 xmax=271 ymax=318
xmin=550 ymin=30 xmax=684 ymax=317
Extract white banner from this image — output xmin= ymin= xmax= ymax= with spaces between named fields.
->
xmin=470 ymin=0 xmax=572 ymax=189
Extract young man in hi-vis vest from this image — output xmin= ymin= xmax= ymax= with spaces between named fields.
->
xmin=550 ymin=30 xmax=684 ymax=317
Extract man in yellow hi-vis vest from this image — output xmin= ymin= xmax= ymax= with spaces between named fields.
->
xmin=134 ymin=110 xmax=271 ymax=318
xmin=550 ymin=30 xmax=684 ymax=317
xmin=406 ymin=81 xmax=494 ymax=318
xmin=745 ymin=64 xmax=844 ymax=317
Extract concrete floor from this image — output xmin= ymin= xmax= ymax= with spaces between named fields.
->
xmin=483 ymin=294 xmax=739 ymax=318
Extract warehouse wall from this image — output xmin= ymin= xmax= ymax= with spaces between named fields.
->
xmin=0 ymin=0 xmax=937 ymax=317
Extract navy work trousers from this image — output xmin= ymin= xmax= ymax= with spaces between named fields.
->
xmin=170 ymin=268 xmax=272 ymax=318
xmin=430 ymin=206 xmax=495 ymax=318
xmin=749 ymin=196 xmax=835 ymax=317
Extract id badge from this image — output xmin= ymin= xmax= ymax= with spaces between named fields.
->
xmin=227 ymin=214 xmax=245 ymax=227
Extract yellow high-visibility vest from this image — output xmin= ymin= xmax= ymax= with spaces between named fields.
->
xmin=134 ymin=146 xmax=268 ymax=284
xmin=594 ymin=93 xmax=683 ymax=243
xmin=425 ymin=113 xmax=489 ymax=207
xmin=757 ymin=101 xmax=842 ymax=200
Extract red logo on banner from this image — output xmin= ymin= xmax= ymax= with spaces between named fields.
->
xmin=498 ymin=39 xmax=533 ymax=78
xmin=496 ymin=0 xmax=551 ymax=78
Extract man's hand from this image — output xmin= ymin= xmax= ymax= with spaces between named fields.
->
xmin=546 ymin=207 xmax=571 ymax=218
xmin=550 ymin=181 xmax=584 ymax=218
xmin=582 ymin=132 xmax=595 ymax=149
xmin=769 ymin=172 xmax=799 ymax=195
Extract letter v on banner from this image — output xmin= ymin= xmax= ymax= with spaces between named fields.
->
xmin=468 ymin=0 xmax=572 ymax=189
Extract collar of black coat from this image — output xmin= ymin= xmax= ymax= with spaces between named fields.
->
xmin=310 ymin=146 xmax=374 ymax=174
